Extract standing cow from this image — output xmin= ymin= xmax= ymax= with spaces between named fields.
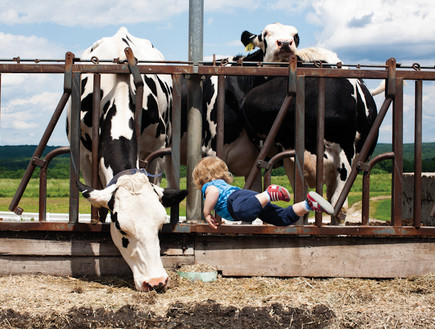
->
xmin=67 ymin=27 xmax=186 ymax=292
xmin=190 ymin=23 xmax=379 ymax=223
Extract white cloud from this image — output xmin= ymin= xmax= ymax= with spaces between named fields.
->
xmin=305 ymin=0 xmax=435 ymax=63
xmin=0 ymin=32 xmax=66 ymax=58
xmin=204 ymin=0 xmax=261 ymax=12
xmin=267 ymin=0 xmax=312 ymax=13
xmin=0 ymin=0 xmax=188 ymax=27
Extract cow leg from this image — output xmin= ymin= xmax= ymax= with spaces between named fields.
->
xmin=145 ymin=156 xmax=165 ymax=185
xmin=325 ymin=146 xmax=350 ymax=225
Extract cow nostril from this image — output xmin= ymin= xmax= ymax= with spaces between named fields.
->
xmin=142 ymin=277 xmax=169 ymax=293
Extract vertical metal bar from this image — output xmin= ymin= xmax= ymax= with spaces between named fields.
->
xmin=188 ymin=0 xmax=204 ymax=66
xmin=294 ymin=76 xmax=305 ymax=204
xmin=315 ymin=78 xmax=325 ymax=226
xmin=91 ymin=73 xmax=101 ymax=221
xmin=69 ymin=72 xmax=81 ymax=224
xmin=362 ymin=171 xmax=370 ymax=225
xmin=391 ymin=78 xmax=403 ymax=226
xmin=186 ymin=0 xmax=204 ymax=222
xmin=216 ymin=74 xmax=225 ymax=159
xmin=414 ymin=80 xmax=423 ymax=227
xmin=135 ymin=84 xmax=144 ymax=149
xmin=39 ymin=163 xmax=48 ymax=221
xmin=0 ymin=74 xmax=2 ymax=143
xmin=170 ymin=74 xmax=182 ymax=224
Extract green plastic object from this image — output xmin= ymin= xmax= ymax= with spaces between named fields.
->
xmin=177 ymin=270 xmax=218 ymax=282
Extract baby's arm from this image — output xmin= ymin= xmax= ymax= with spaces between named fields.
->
xmin=203 ymin=185 xmax=221 ymax=229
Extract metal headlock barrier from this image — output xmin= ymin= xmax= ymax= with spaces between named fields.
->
xmin=1 ymin=51 xmax=435 ymax=237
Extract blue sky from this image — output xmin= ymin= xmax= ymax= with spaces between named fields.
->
xmin=1 ymin=0 xmax=435 ymax=146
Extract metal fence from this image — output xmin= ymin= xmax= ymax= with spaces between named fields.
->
xmin=1 ymin=52 xmax=435 ymax=237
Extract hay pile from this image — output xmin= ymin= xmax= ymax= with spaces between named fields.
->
xmin=0 ymin=272 xmax=433 ymax=328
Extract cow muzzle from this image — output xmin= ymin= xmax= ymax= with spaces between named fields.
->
xmin=276 ymin=40 xmax=293 ymax=52
xmin=142 ymin=276 xmax=169 ymax=293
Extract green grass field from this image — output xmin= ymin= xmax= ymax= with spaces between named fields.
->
xmin=0 ymin=174 xmax=392 ymax=220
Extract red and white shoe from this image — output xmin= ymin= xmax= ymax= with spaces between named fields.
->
xmin=266 ymin=184 xmax=291 ymax=202
xmin=306 ymin=191 xmax=334 ymax=215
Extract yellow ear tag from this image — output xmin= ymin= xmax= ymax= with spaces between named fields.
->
xmin=245 ymin=43 xmax=254 ymax=52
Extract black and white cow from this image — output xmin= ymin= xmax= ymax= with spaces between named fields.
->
xmin=189 ymin=23 xmax=378 ymax=223
xmin=67 ymin=27 xmax=187 ymax=292
xmin=241 ymin=23 xmax=379 ymax=221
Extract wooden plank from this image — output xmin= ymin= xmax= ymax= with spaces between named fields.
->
xmin=195 ymin=236 xmax=435 ymax=278
xmin=0 ymin=238 xmax=194 ymax=257
xmin=0 ymin=255 xmax=194 ymax=276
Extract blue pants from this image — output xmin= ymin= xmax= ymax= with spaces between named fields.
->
xmin=227 ymin=189 xmax=299 ymax=226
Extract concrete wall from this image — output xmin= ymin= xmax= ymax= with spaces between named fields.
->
xmin=402 ymin=173 xmax=435 ymax=225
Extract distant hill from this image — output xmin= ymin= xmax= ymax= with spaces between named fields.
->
xmin=0 ymin=143 xmax=434 ymax=178
xmin=372 ymin=143 xmax=435 ymax=161
xmin=372 ymin=143 xmax=435 ymax=172
xmin=0 ymin=145 xmax=69 ymax=178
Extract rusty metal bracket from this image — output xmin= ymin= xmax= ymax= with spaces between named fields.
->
xmin=32 ymin=157 xmax=46 ymax=168
xmin=256 ymin=160 xmax=271 ymax=170
xmin=385 ymin=57 xmax=396 ymax=97
xmin=288 ymin=55 xmax=297 ymax=95
xmin=124 ymin=47 xmax=144 ymax=87
xmin=63 ymin=52 xmax=74 ymax=93
xmin=356 ymin=161 xmax=371 ymax=172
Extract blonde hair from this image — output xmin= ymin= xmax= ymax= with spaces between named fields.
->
xmin=192 ymin=156 xmax=233 ymax=189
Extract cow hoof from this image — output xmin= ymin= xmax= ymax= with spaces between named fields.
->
xmin=90 ymin=218 xmax=100 ymax=225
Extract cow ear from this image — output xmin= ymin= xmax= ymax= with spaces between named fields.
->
xmin=241 ymin=30 xmax=257 ymax=51
xmin=161 ymin=189 xmax=188 ymax=208
xmin=77 ymin=180 xmax=117 ymax=210
xmin=294 ymin=33 xmax=300 ymax=48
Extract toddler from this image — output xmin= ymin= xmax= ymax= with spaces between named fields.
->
xmin=192 ymin=156 xmax=334 ymax=229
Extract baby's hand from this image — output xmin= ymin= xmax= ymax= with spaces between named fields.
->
xmin=205 ymin=214 xmax=221 ymax=229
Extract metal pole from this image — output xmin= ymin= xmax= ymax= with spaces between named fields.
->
xmin=413 ymin=80 xmax=422 ymax=227
xmin=69 ymin=72 xmax=81 ymax=224
xmin=186 ymin=0 xmax=204 ymax=221
xmin=170 ymin=74 xmax=183 ymax=224
xmin=91 ymin=73 xmax=101 ymax=221
xmin=391 ymin=78 xmax=403 ymax=226
xmin=294 ymin=76 xmax=305 ymax=204
xmin=315 ymin=78 xmax=325 ymax=226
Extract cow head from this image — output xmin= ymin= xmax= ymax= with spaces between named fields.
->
xmin=241 ymin=23 xmax=300 ymax=62
xmin=78 ymin=172 xmax=187 ymax=292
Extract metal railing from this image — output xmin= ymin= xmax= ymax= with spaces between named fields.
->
xmin=1 ymin=52 xmax=434 ymax=237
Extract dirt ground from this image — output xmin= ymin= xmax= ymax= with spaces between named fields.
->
xmin=0 ymin=271 xmax=433 ymax=329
